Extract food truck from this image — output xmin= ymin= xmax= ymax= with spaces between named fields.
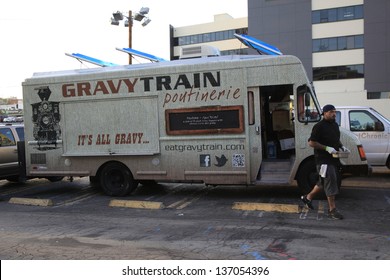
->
xmin=22 ymin=55 xmax=369 ymax=196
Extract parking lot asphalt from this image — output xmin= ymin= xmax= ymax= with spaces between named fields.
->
xmin=0 ymin=167 xmax=389 ymax=260
xmin=1 ymin=166 xmax=389 ymax=210
xmin=342 ymin=166 xmax=390 ymax=188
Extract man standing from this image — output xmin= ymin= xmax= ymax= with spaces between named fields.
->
xmin=301 ymin=104 xmax=347 ymax=220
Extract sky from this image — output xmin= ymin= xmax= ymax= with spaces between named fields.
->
xmin=0 ymin=0 xmax=247 ymax=99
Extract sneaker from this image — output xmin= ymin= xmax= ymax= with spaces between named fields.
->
xmin=328 ymin=208 xmax=343 ymax=220
xmin=301 ymin=195 xmax=314 ymax=209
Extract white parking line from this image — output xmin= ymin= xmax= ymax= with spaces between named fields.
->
xmin=166 ymin=185 xmax=209 ymax=209
xmin=317 ymin=200 xmax=325 ymax=220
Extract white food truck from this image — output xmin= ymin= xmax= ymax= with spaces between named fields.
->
xmin=22 ymin=55 xmax=369 ymax=196
xmin=336 ymin=106 xmax=390 ymax=168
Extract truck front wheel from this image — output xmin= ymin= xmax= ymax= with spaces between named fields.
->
xmin=99 ymin=162 xmax=137 ymax=196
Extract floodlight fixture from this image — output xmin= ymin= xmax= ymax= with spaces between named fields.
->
xmin=142 ymin=18 xmax=151 ymax=27
xmin=110 ymin=18 xmax=120 ymax=25
xmin=139 ymin=7 xmax=149 ymax=15
xmin=112 ymin=11 xmax=124 ymax=21
xmin=133 ymin=12 xmax=145 ymax=21
xmin=110 ymin=7 xmax=151 ymax=64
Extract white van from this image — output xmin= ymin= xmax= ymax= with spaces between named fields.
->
xmin=336 ymin=106 xmax=390 ymax=168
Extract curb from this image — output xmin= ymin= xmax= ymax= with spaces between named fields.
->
xmin=109 ymin=200 xmax=165 ymax=209
xmin=232 ymin=202 xmax=301 ymax=213
xmin=9 ymin=197 xmax=53 ymax=207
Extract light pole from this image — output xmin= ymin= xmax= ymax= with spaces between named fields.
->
xmin=110 ymin=8 xmax=151 ymax=64
xmin=128 ymin=10 xmax=132 ymax=65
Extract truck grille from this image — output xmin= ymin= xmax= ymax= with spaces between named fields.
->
xmin=31 ymin=153 xmax=47 ymax=164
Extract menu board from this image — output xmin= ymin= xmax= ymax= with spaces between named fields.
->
xmin=166 ymin=106 xmax=244 ymax=135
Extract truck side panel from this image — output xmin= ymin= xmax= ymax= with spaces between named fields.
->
xmin=62 ymin=97 xmax=159 ymax=156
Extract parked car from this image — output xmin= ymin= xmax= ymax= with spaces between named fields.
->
xmin=336 ymin=106 xmax=390 ymax=168
xmin=0 ymin=123 xmax=63 ymax=182
xmin=0 ymin=123 xmax=25 ymax=181
xmin=3 ymin=116 xmax=16 ymax=123
xmin=0 ymin=115 xmax=7 ymax=122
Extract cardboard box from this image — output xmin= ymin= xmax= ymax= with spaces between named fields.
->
xmin=280 ymin=138 xmax=295 ymax=150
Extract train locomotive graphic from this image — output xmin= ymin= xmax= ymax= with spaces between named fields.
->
xmin=31 ymin=86 xmax=61 ymax=150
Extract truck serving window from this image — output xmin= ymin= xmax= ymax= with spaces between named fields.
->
xmin=165 ymin=106 xmax=244 ymax=135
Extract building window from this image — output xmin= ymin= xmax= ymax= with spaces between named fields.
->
xmin=175 ymin=28 xmax=248 ymax=46
xmin=313 ymin=64 xmax=364 ymax=81
xmin=313 ymin=35 xmax=363 ymax=52
xmin=312 ymin=5 xmax=363 ymax=24
xmin=367 ymin=92 xmax=390 ymax=99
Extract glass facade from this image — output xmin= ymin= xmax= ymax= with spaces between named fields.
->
xmin=312 ymin=5 xmax=365 ymax=82
xmin=313 ymin=35 xmax=363 ymax=52
xmin=175 ymin=28 xmax=248 ymax=46
xmin=367 ymin=92 xmax=390 ymax=100
xmin=313 ymin=65 xmax=364 ymax=81
xmin=312 ymin=5 xmax=363 ymax=24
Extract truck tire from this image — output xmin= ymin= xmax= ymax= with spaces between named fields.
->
xmin=6 ymin=176 xmax=25 ymax=183
xmin=296 ymin=159 xmax=318 ymax=195
xmin=139 ymin=180 xmax=157 ymax=186
xmin=47 ymin=176 xmax=64 ymax=182
xmin=89 ymin=176 xmax=101 ymax=189
xmin=99 ymin=162 xmax=137 ymax=196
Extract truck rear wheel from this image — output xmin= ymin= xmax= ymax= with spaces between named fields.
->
xmin=47 ymin=176 xmax=64 ymax=182
xmin=99 ymin=162 xmax=137 ymax=196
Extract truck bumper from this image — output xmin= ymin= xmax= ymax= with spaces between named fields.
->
xmin=341 ymin=164 xmax=372 ymax=177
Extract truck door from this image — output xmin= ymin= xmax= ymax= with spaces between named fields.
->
xmin=259 ymin=84 xmax=295 ymax=160
xmin=247 ymin=85 xmax=295 ymax=183
xmin=347 ymin=109 xmax=389 ymax=166
xmin=247 ymin=88 xmax=262 ymax=180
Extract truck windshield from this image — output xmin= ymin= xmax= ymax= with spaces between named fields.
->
xmin=371 ymin=108 xmax=390 ymax=125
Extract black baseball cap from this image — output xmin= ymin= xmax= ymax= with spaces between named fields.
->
xmin=322 ymin=104 xmax=336 ymax=113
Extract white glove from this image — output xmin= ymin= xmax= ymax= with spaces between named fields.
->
xmin=341 ymin=146 xmax=350 ymax=153
xmin=325 ymin=146 xmax=337 ymax=154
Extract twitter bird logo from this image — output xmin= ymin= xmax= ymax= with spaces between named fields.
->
xmin=215 ymin=155 xmax=228 ymax=167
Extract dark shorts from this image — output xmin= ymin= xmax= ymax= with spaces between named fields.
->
xmin=316 ymin=164 xmax=339 ymax=196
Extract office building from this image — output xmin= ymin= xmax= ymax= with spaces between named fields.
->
xmin=170 ymin=1 xmax=389 ymax=118
xmin=248 ymin=0 xmax=390 ymax=118
xmin=169 ymin=14 xmax=248 ymax=60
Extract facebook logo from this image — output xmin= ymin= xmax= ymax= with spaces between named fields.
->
xmin=200 ymin=154 xmax=211 ymax=167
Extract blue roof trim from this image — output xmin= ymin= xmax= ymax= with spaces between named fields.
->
xmin=234 ymin=33 xmax=282 ymax=56
xmin=116 ymin=47 xmax=166 ymax=62
xmin=65 ymin=53 xmax=119 ymax=67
